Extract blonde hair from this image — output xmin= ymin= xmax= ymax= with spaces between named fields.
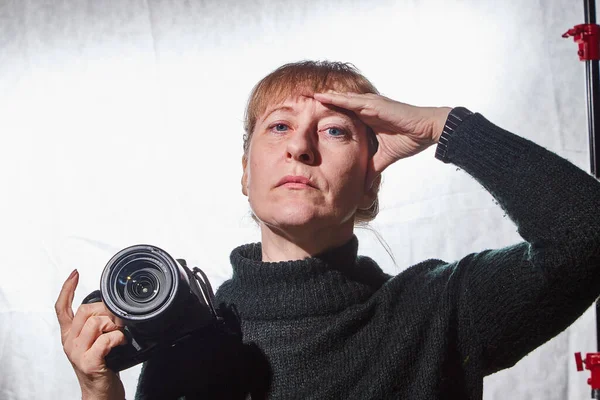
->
xmin=243 ymin=60 xmax=396 ymax=265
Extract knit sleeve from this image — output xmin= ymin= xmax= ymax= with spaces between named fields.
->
xmin=440 ymin=113 xmax=600 ymax=375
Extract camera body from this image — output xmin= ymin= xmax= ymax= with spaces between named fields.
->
xmin=83 ymin=244 xmax=220 ymax=372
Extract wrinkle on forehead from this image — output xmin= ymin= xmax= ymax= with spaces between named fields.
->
xmin=257 ymin=79 xmax=353 ymax=119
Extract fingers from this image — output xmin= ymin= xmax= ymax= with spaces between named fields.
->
xmin=85 ymin=330 xmax=127 ymax=372
xmin=55 ymin=269 xmax=79 ymax=343
xmin=313 ymin=91 xmax=368 ymax=111
xmin=70 ymin=302 xmax=118 ymax=343
xmin=77 ymin=315 xmax=123 ymax=350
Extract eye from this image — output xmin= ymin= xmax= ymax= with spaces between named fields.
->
xmin=271 ymin=123 xmax=289 ymax=132
xmin=325 ymin=127 xmax=347 ymax=138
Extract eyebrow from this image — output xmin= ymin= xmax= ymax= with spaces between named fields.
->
xmin=261 ymin=105 xmax=356 ymax=124
xmin=263 ymin=106 xmax=296 ymax=119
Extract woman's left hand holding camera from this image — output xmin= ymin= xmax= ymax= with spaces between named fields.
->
xmin=313 ymin=91 xmax=452 ymax=189
xmin=55 ymin=269 xmax=127 ymax=400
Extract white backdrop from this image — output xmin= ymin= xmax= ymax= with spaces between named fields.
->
xmin=0 ymin=0 xmax=596 ymax=398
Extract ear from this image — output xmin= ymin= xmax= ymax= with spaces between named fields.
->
xmin=358 ymin=153 xmax=379 ymax=210
xmin=358 ymin=173 xmax=380 ymax=210
xmin=358 ymin=186 xmax=377 ymax=211
xmin=241 ymin=156 xmax=248 ymax=197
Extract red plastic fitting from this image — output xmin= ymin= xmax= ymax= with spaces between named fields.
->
xmin=575 ymin=352 xmax=600 ymax=390
xmin=563 ymin=24 xmax=600 ymax=61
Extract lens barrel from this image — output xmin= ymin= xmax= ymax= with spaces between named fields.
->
xmin=100 ymin=245 xmax=192 ymax=326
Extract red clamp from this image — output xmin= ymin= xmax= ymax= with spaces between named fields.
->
xmin=575 ymin=352 xmax=600 ymax=390
xmin=563 ymin=24 xmax=600 ymax=61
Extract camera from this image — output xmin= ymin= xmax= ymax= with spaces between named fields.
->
xmin=82 ymin=244 xmax=221 ymax=372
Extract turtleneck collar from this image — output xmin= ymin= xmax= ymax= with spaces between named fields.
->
xmin=217 ymin=234 xmax=390 ymax=320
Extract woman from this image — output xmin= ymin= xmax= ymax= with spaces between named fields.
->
xmin=56 ymin=61 xmax=600 ymax=399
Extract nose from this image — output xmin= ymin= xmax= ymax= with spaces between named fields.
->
xmin=285 ymin=126 xmax=317 ymax=164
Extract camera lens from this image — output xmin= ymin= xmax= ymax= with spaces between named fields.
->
xmin=110 ymin=257 xmax=172 ymax=315
xmin=126 ymin=268 xmax=160 ymax=303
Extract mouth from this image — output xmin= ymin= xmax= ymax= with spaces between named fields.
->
xmin=277 ymin=175 xmax=316 ymax=188
xmin=281 ymin=182 xmax=313 ymax=189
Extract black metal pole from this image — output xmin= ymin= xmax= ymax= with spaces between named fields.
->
xmin=584 ymin=0 xmax=600 ymax=177
xmin=584 ymin=0 xmax=600 ymax=361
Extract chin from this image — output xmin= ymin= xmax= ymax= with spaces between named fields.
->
xmin=272 ymin=213 xmax=318 ymax=227
xmin=259 ymin=205 xmax=324 ymax=227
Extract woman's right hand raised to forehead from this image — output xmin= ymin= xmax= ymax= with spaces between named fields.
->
xmin=55 ymin=269 xmax=127 ymax=400
xmin=313 ymin=91 xmax=452 ymax=190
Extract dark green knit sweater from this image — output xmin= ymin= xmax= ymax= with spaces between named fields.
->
xmin=134 ymin=113 xmax=600 ymax=400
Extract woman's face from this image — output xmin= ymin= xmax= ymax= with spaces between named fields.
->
xmin=241 ymin=94 xmax=376 ymax=231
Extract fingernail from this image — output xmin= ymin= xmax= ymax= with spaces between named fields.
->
xmin=68 ymin=269 xmax=78 ymax=280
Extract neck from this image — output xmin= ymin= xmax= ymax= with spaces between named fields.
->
xmin=222 ymin=232 xmax=390 ymax=320
xmin=259 ymin=220 xmax=355 ymax=262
